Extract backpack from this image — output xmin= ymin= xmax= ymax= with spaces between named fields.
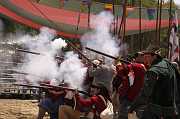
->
xmin=86 ymin=95 xmax=114 ymax=119
xmin=99 ymin=95 xmax=114 ymax=119
xmin=127 ymin=63 xmax=146 ymax=101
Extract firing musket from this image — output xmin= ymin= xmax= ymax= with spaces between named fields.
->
xmin=16 ymin=48 xmax=64 ymax=60
xmin=85 ymin=47 xmax=131 ymax=64
xmin=40 ymin=82 xmax=65 ymax=87
xmin=16 ymin=48 xmax=41 ymax=55
xmin=16 ymin=41 xmax=96 ymax=66
xmin=55 ymin=85 xmax=90 ymax=96
xmin=13 ymin=83 xmax=52 ymax=89
xmin=13 ymin=83 xmax=89 ymax=96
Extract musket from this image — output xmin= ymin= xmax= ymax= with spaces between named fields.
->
xmin=16 ymin=48 xmax=63 ymax=60
xmin=65 ymin=40 xmax=97 ymax=67
xmin=16 ymin=42 xmax=96 ymax=66
xmin=55 ymin=85 xmax=90 ymax=96
xmin=85 ymin=47 xmax=131 ymax=64
xmin=40 ymin=83 xmax=65 ymax=87
xmin=13 ymin=83 xmax=89 ymax=96
xmin=16 ymin=48 xmax=41 ymax=55
xmin=14 ymin=83 xmax=52 ymax=89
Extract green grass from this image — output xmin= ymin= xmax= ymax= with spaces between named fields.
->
xmin=39 ymin=0 xmax=60 ymax=8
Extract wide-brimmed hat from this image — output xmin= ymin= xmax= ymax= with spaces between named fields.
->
xmin=143 ymin=44 xmax=161 ymax=56
xmin=126 ymin=51 xmax=144 ymax=62
xmin=134 ymin=51 xmax=144 ymax=57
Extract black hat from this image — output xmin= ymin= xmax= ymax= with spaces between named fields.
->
xmin=126 ymin=51 xmax=144 ymax=62
xmin=143 ymin=44 xmax=161 ymax=56
xmin=134 ymin=51 xmax=144 ymax=57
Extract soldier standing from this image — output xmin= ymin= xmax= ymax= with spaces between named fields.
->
xmin=112 ymin=60 xmax=145 ymax=119
xmin=89 ymin=59 xmax=114 ymax=93
xmin=128 ymin=45 xmax=180 ymax=119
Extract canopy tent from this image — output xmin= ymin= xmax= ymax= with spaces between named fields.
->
xmin=0 ymin=0 xmax=179 ymax=39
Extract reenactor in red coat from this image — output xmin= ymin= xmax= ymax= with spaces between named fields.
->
xmin=112 ymin=61 xmax=146 ymax=119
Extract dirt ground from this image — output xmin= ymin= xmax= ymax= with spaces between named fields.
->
xmin=0 ymin=99 xmax=49 ymax=119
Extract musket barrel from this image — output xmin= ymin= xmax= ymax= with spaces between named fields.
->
xmin=85 ymin=47 xmax=131 ymax=64
xmin=40 ymin=83 xmax=65 ymax=87
xmin=51 ymin=85 xmax=89 ymax=96
xmin=17 ymin=48 xmax=41 ymax=55
xmin=16 ymin=42 xmax=96 ymax=66
xmin=85 ymin=47 xmax=117 ymax=59
xmin=14 ymin=83 xmax=89 ymax=96
xmin=13 ymin=84 xmax=52 ymax=89
xmin=16 ymin=48 xmax=64 ymax=61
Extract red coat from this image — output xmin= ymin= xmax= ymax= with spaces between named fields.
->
xmin=127 ymin=63 xmax=145 ymax=101
xmin=76 ymin=95 xmax=106 ymax=114
xmin=117 ymin=63 xmax=145 ymax=101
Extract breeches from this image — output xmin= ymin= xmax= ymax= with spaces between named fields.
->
xmin=118 ymin=99 xmax=132 ymax=119
xmin=39 ymin=97 xmax=64 ymax=113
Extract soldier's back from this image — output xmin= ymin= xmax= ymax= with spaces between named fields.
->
xmin=92 ymin=65 xmax=114 ymax=90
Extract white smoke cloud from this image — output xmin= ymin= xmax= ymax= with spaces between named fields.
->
xmin=119 ymin=42 xmax=129 ymax=58
xmin=18 ymin=27 xmax=56 ymax=53
xmin=0 ymin=23 xmax=87 ymax=90
xmin=18 ymin=27 xmax=67 ymax=84
xmin=57 ymin=52 xmax=87 ymax=89
xmin=81 ymin=11 xmax=121 ymax=63
xmin=21 ymin=54 xmax=58 ymax=83
xmin=17 ymin=27 xmax=86 ymax=88
xmin=51 ymin=38 xmax=67 ymax=55
xmin=51 ymin=38 xmax=67 ymax=50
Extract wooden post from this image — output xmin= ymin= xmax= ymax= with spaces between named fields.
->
xmin=112 ymin=0 xmax=116 ymax=36
xmin=122 ymin=0 xmax=127 ymax=42
xmin=139 ymin=0 xmax=142 ymax=50
xmin=167 ymin=0 xmax=173 ymax=58
xmin=156 ymin=0 xmax=160 ymax=44
xmin=158 ymin=0 xmax=163 ymax=47
xmin=87 ymin=3 xmax=91 ymax=28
